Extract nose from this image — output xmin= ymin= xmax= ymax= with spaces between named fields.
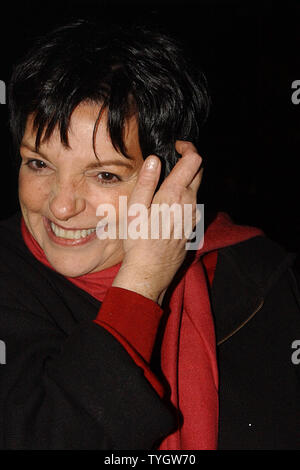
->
xmin=49 ymin=177 xmax=86 ymax=221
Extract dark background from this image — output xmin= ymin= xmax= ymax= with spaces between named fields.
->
xmin=0 ymin=0 xmax=299 ymax=251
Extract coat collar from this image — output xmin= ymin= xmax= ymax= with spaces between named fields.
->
xmin=210 ymin=236 xmax=296 ymax=346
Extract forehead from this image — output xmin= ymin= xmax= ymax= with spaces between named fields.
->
xmin=22 ymin=102 xmax=142 ymax=164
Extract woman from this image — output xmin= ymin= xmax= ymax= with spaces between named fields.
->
xmin=1 ymin=19 xmax=299 ymax=450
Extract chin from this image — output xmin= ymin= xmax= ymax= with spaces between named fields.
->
xmin=45 ymin=254 xmax=101 ymax=278
xmin=55 ymin=266 xmax=92 ymax=278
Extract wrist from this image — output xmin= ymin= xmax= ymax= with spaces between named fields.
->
xmin=112 ymin=268 xmax=163 ymax=305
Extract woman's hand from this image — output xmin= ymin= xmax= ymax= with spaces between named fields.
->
xmin=112 ymin=141 xmax=203 ymax=305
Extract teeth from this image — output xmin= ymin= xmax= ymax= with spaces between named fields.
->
xmin=50 ymin=222 xmax=96 ymax=240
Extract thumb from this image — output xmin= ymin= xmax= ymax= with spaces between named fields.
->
xmin=129 ymin=155 xmax=161 ymax=208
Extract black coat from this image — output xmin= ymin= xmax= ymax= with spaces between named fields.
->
xmin=213 ymin=236 xmax=300 ymax=449
xmin=0 ymin=212 xmax=299 ymax=449
xmin=0 ymin=212 xmax=175 ymax=450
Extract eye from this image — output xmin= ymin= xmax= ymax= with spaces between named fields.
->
xmin=25 ymin=159 xmax=48 ymax=171
xmin=96 ymin=172 xmax=120 ymax=185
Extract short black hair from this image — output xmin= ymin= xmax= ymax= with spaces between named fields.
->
xmin=8 ymin=19 xmax=210 ymax=178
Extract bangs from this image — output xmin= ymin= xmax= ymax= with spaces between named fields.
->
xmin=31 ymin=75 xmax=135 ymax=160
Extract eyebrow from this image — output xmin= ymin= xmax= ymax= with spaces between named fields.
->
xmin=20 ymin=142 xmax=135 ymax=169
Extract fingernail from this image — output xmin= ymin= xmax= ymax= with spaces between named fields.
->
xmin=145 ymin=157 xmax=158 ymax=170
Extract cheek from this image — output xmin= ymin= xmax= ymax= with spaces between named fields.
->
xmin=89 ymin=190 xmax=124 ymax=224
xmin=18 ymin=171 xmax=49 ymax=211
xmin=88 ymin=185 xmax=137 ymax=235
xmin=89 ymin=180 xmax=137 ymax=212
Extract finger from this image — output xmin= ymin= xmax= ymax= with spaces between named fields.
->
xmin=129 ymin=155 xmax=161 ymax=208
xmin=163 ymin=142 xmax=203 ymax=189
xmin=175 ymin=140 xmax=198 ymax=155
xmin=189 ymin=166 xmax=204 ymax=193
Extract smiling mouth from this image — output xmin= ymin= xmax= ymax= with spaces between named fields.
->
xmin=43 ymin=217 xmax=98 ymax=246
xmin=50 ymin=221 xmax=96 ymax=240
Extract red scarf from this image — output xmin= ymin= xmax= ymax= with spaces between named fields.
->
xmin=21 ymin=213 xmax=263 ymax=449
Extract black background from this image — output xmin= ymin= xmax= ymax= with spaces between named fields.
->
xmin=0 ymin=0 xmax=299 ymax=251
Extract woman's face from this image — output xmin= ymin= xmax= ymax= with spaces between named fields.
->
xmin=18 ymin=102 xmax=145 ymax=277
